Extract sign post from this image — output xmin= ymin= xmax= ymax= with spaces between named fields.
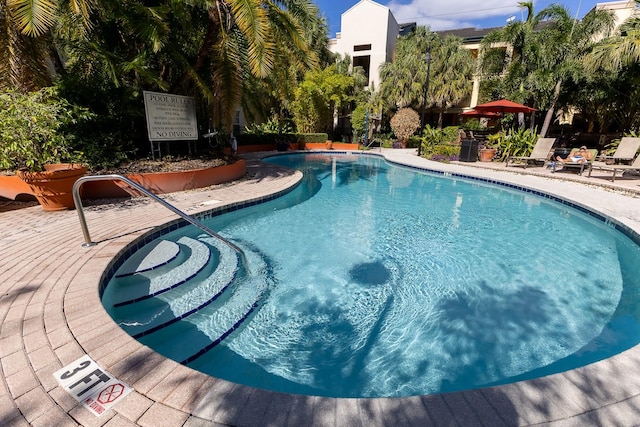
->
xmin=143 ymin=91 xmax=198 ymax=159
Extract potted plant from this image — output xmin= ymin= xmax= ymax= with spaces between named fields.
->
xmin=479 ymin=133 xmax=501 ymax=162
xmin=0 ymin=88 xmax=92 ymax=211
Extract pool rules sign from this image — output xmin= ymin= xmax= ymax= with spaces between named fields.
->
xmin=53 ymin=355 xmax=132 ymax=416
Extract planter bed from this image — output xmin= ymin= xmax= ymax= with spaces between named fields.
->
xmin=0 ymin=159 xmax=246 ymax=201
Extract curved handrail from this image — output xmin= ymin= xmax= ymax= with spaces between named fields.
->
xmin=72 ymin=175 xmax=247 ymax=264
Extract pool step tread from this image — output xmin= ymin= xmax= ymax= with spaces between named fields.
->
xmin=137 ymin=248 xmax=271 ymax=364
xmin=115 ymin=239 xmax=180 ymax=277
xmin=120 ymin=237 xmax=239 ymax=338
xmin=113 ymin=236 xmax=211 ymax=307
xmin=138 ymin=277 xmax=267 ymax=362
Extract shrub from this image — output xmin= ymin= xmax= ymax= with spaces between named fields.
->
xmin=390 ymin=108 xmax=420 ymax=142
xmin=0 ymin=88 xmax=93 ymax=172
xmin=493 ymin=128 xmax=539 ymax=161
xmin=426 ymin=144 xmax=461 ymax=162
xmin=297 ymin=133 xmax=329 ymax=143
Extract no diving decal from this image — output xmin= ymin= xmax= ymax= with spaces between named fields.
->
xmin=53 ymin=355 xmax=132 ymax=416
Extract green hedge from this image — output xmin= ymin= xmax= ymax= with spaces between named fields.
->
xmin=297 ymin=133 xmax=328 ymax=143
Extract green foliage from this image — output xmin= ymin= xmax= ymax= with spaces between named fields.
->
xmin=441 ymin=126 xmax=460 ymax=143
xmin=390 ymin=108 xmax=420 ymax=142
xmin=297 ymin=133 xmax=329 ymax=143
xmin=461 ymin=119 xmax=487 ymax=131
xmin=244 ymin=118 xmax=295 ymax=134
xmin=419 ymin=125 xmax=461 ymax=159
xmin=419 ymin=125 xmax=459 ymax=154
xmin=291 ymin=66 xmax=355 ymax=133
xmin=351 ymin=104 xmax=368 ymax=142
xmin=491 ymin=128 xmax=540 ymax=161
xmin=0 ymin=88 xmax=92 ymax=172
xmin=428 ymin=144 xmax=461 ymax=159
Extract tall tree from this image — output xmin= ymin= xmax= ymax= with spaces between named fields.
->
xmin=379 ymin=27 xmax=436 ymax=111
xmin=534 ymin=4 xmax=614 ymax=136
xmin=480 ymin=1 xmax=614 ymax=135
xmin=587 ymin=0 xmax=640 ymax=71
xmin=429 ymin=35 xmax=474 ymax=129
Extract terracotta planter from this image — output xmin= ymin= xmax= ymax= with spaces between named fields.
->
xmin=326 ymin=140 xmax=333 ymax=149
xmin=479 ymin=148 xmax=497 ymax=162
xmin=120 ymin=159 xmax=246 ymax=195
xmin=17 ymin=164 xmax=87 ymax=211
xmin=0 ymin=175 xmax=37 ymax=201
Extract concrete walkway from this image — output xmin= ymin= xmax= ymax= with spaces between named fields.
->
xmin=2 ymin=150 xmax=640 ymax=426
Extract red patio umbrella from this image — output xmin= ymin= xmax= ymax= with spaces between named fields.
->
xmin=473 ymin=99 xmax=536 ymax=114
xmin=459 ymin=109 xmax=501 ymax=118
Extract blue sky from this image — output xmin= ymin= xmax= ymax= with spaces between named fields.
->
xmin=317 ymin=0 xmax=603 ymax=37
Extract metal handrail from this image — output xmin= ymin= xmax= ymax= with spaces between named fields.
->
xmin=72 ymin=175 xmax=246 ymax=263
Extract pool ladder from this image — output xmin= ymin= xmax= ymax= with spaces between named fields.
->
xmin=72 ymin=175 xmax=247 ymax=264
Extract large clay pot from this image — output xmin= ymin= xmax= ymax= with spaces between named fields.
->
xmin=17 ymin=164 xmax=87 ymax=211
xmin=479 ymin=148 xmax=497 ymax=162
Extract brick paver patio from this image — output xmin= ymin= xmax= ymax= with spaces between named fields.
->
xmin=2 ymin=149 xmax=640 ymax=426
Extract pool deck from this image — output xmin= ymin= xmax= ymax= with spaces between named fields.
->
xmin=2 ymin=149 xmax=640 ymax=426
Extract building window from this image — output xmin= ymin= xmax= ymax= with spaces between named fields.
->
xmin=353 ymin=55 xmax=371 ymax=85
xmin=353 ymin=44 xmax=371 ymax=52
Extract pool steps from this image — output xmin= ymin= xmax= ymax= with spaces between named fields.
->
xmin=105 ymin=233 xmax=271 ymax=364
xmin=113 ymin=236 xmax=211 ymax=307
xmin=115 ymin=239 xmax=180 ymax=277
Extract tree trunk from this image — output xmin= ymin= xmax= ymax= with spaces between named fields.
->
xmin=540 ymin=79 xmax=562 ymax=137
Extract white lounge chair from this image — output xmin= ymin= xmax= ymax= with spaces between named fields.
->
xmin=505 ymin=137 xmax=556 ymax=168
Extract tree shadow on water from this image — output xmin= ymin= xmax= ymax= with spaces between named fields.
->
xmin=434 ymin=280 xmax=573 ymax=394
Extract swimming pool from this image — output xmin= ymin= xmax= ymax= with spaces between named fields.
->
xmin=102 ymin=153 xmax=640 ymax=398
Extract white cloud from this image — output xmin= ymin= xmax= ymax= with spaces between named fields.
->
xmin=386 ymin=0 xmax=527 ymax=30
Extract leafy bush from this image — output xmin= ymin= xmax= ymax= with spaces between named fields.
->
xmin=419 ymin=125 xmax=460 ymax=155
xmin=297 ymin=133 xmax=329 ymax=143
xmin=244 ymin=118 xmax=295 ymax=134
xmin=493 ymin=128 xmax=539 ymax=161
xmin=351 ymin=104 xmax=368 ymax=142
xmin=0 ymin=88 xmax=93 ymax=172
xmin=426 ymin=144 xmax=460 ymax=162
xmin=442 ymin=126 xmax=460 ymax=143
xmin=390 ymin=108 xmax=420 ymax=142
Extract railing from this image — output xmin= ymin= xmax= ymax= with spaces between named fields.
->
xmin=72 ymin=175 xmax=246 ymax=263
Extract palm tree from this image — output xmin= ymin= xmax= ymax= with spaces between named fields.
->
xmin=379 ymin=27 xmax=437 ymax=111
xmin=429 ymin=35 xmax=474 ymax=129
xmin=587 ymin=0 xmax=640 ymax=71
xmin=534 ymin=4 xmax=614 ymax=136
xmin=0 ymin=0 xmax=91 ymax=90
xmin=480 ymin=1 xmax=614 ymax=135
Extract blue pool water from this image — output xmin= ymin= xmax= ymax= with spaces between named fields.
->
xmin=103 ymin=153 xmax=640 ymax=398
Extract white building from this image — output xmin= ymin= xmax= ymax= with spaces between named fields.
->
xmin=329 ymin=0 xmax=638 ymax=115
xmin=328 ymin=0 xmax=400 ymax=90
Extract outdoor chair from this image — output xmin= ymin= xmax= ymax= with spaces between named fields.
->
xmin=588 ymin=151 xmax=640 ymax=182
xmin=505 ymin=137 xmax=556 ymax=168
xmin=588 ymin=136 xmax=640 ymax=168
xmin=553 ymin=148 xmax=598 ymax=175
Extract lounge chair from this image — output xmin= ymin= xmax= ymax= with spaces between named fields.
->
xmin=505 ymin=137 xmax=556 ymax=168
xmin=585 ymin=137 xmax=640 ymax=179
xmin=597 ymin=137 xmax=640 ymax=164
xmin=588 ymin=152 xmax=640 ymax=182
xmin=553 ymin=148 xmax=598 ymax=175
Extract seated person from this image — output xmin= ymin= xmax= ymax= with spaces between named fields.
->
xmin=556 ymin=146 xmax=593 ymax=163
